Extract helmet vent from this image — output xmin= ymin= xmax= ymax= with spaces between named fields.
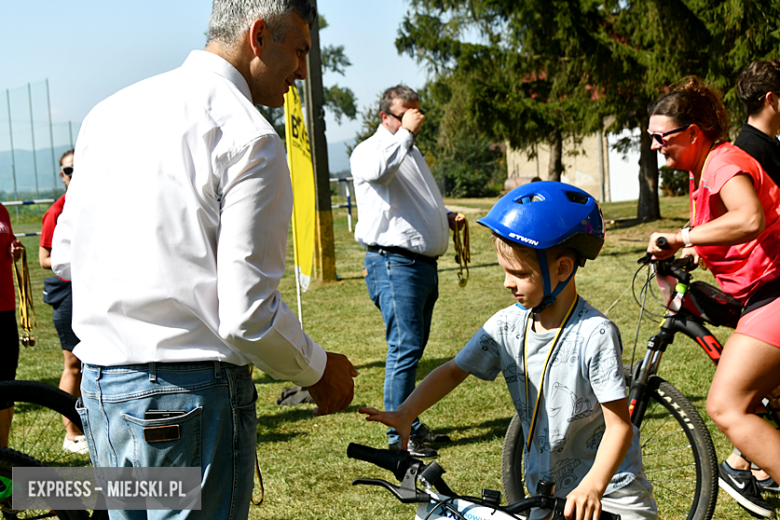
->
xmin=566 ymin=191 xmax=589 ymax=205
xmin=516 ymin=194 xmax=544 ymax=204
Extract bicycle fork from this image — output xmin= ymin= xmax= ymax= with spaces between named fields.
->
xmin=627 ymin=314 xmax=722 ymax=426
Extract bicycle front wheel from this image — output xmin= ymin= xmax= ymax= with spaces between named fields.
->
xmin=0 ymin=447 xmax=88 ymax=520
xmin=0 ymin=381 xmax=89 ymax=468
xmin=638 ymin=375 xmax=717 ymax=520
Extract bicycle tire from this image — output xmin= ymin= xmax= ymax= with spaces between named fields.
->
xmin=500 ymin=375 xmax=718 ymax=520
xmin=0 ymin=381 xmax=87 ymax=468
xmin=0 ymin=446 xmax=87 ymax=520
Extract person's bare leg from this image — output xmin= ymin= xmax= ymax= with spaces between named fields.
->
xmin=59 ymin=350 xmax=83 ymax=440
xmin=0 ymin=406 xmax=13 ymax=448
xmin=708 ymin=333 xmax=780 ymax=481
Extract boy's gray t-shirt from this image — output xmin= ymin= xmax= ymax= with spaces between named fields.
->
xmin=455 ymin=297 xmax=643 ymax=500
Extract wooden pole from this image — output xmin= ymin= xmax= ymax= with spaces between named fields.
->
xmin=304 ymin=3 xmax=337 ymax=282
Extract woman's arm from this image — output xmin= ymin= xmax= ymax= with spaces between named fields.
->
xmin=39 ymin=246 xmax=52 ymax=269
xmin=648 ymin=173 xmax=764 ymax=257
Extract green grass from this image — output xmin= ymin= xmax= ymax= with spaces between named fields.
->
xmin=9 ymin=194 xmax=768 ymax=519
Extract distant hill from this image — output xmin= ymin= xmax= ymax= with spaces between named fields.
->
xmin=0 ymin=147 xmax=71 ymax=196
xmin=327 ymin=138 xmax=354 ymax=177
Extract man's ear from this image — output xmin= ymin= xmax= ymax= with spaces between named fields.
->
xmin=249 ymin=18 xmax=268 ymax=57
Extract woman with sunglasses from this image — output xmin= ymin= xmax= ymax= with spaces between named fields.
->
xmin=39 ymin=149 xmax=86 ymax=455
xmin=645 ymin=77 xmax=780 ymax=519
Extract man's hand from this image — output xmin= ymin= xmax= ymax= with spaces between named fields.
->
xmin=307 ymin=352 xmax=359 ymax=416
xmin=448 ymin=212 xmax=465 ymax=231
xmin=9 ymin=239 xmax=23 ymax=261
xmin=401 ymin=108 xmax=425 ymax=136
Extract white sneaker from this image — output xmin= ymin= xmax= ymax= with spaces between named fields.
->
xmin=63 ymin=435 xmax=90 ymax=455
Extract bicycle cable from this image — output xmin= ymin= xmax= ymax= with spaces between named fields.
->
xmin=423 ymin=497 xmax=467 ymax=520
xmin=628 ymin=264 xmax=653 ymax=386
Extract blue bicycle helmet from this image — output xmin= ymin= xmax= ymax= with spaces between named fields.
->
xmin=477 ymin=181 xmax=605 ymax=312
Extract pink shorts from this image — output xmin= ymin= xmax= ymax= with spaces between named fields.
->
xmin=735 ymin=296 xmax=780 ymax=348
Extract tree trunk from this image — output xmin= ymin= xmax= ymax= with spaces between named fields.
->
xmin=637 ymin=117 xmax=660 ymax=221
xmin=548 ymin=128 xmax=563 ymax=182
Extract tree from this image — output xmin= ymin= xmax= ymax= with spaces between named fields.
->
xmin=395 ymin=0 xmax=780 ymax=220
xmin=395 ymin=1 xmax=611 ymax=182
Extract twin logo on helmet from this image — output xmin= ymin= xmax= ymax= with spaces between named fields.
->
xmin=508 ymin=232 xmax=539 ymax=246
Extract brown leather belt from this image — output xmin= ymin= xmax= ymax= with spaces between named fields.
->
xmin=366 ymin=245 xmax=438 ymax=265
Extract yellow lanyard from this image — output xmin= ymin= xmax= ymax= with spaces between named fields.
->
xmin=523 ymin=296 xmax=579 ymax=452
xmin=453 ymin=218 xmax=470 ymax=288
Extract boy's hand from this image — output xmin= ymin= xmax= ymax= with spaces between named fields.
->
xmin=358 ymin=407 xmax=413 ymax=449
xmin=564 ymin=480 xmax=603 ymax=520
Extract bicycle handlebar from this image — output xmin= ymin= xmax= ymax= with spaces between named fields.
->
xmin=347 ymin=442 xmax=413 ymax=482
xmin=347 ymin=443 xmax=620 ymax=520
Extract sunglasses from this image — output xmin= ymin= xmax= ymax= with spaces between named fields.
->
xmin=61 ymin=166 xmax=74 ymax=177
xmin=647 ymin=124 xmax=691 ymax=146
xmin=385 ymin=109 xmax=425 ymax=122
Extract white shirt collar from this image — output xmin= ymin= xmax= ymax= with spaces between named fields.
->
xmin=182 ymin=50 xmax=253 ymax=103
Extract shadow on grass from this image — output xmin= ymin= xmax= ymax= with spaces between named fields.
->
xmin=438 ymin=416 xmax=514 ymax=447
xmin=354 ymin=360 xmax=385 ymax=371
xmin=255 ymin=404 xmax=365 ymax=443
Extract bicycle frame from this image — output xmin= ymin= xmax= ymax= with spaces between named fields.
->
xmin=628 ymin=258 xmax=780 ymax=428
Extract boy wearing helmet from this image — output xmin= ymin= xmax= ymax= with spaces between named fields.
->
xmin=360 ymin=182 xmax=657 ymax=520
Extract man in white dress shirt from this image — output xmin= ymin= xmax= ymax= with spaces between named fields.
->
xmin=351 ymin=85 xmax=461 ymax=458
xmin=51 ymin=1 xmax=357 ymax=518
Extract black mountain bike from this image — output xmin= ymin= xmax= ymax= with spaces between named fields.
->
xmin=0 ymin=380 xmax=107 ymax=519
xmin=501 ymin=240 xmax=757 ymax=520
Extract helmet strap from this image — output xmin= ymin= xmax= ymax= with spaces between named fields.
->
xmin=532 ymin=250 xmax=579 ymax=314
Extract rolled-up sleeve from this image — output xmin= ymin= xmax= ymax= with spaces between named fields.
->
xmin=216 ymin=133 xmax=326 ymax=386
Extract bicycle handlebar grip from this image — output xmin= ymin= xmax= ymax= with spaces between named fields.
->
xmin=347 ymin=443 xmax=411 ymax=482
xmin=656 ymin=236 xmax=669 ymax=250
xmin=600 ymin=511 xmax=621 ymax=520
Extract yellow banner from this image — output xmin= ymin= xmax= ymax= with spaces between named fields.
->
xmin=283 ymin=86 xmax=315 ymax=292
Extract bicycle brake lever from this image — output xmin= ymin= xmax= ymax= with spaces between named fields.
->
xmin=352 ymin=478 xmax=429 ymax=503
xmin=671 ymin=255 xmax=695 ymax=270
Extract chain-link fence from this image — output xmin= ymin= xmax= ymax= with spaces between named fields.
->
xmin=0 ymin=80 xmax=81 ymax=204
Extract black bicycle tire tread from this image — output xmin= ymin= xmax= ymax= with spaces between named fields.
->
xmin=500 ymin=413 xmax=526 ymax=504
xmin=647 ymin=377 xmax=718 ymax=520
xmin=0 ymin=381 xmax=81 ymax=430
xmin=0 ymin=447 xmax=88 ymax=520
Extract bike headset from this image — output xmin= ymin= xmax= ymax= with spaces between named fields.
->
xmin=477 ymin=181 xmax=606 ymax=313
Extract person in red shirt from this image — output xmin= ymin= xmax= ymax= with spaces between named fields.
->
xmin=39 ymin=149 xmax=86 ymax=455
xmin=0 ymin=202 xmax=24 ymax=447
xmin=646 ymin=77 xmax=780 ymax=518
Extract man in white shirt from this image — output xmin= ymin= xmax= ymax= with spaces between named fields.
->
xmin=52 ymin=1 xmax=357 ymax=518
xmin=351 ymin=85 xmax=461 ymax=458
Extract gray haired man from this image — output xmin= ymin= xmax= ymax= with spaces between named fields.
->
xmin=51 ymin=2 xmax=357 ymax=519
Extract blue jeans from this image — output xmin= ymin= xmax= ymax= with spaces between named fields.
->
xmin=77 ymin=361 xmax=257 ymax=520
xmin=364 ymin=252 xmax=438 ymax=444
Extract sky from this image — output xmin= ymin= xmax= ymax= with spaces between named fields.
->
xmin=0 ymin=0 xmax=428 ymax=146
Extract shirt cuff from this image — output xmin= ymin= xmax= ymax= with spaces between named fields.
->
xmin=398 ymin=128 xmax=415 ymax=147
xmin=292 ymin=345 xmax=328 ymax=387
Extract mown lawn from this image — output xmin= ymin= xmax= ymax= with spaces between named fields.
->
xmin=9 ymin=194 xmax=769 ymax=519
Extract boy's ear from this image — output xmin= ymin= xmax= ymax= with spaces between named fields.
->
xmin=555 ymin=254 xmax=575 ymax=281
